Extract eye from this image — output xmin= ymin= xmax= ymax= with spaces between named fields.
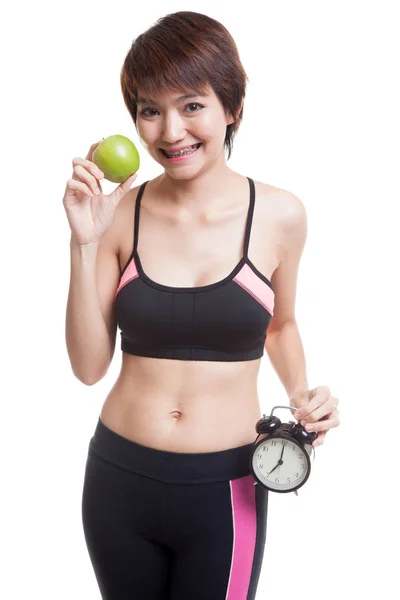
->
xmin=140 ymin=102 xmax=204 ymax=117
xmin=185 ymin=103 xmax=204 ymax=113
xmin=140 ymin=108 xmax=157 ymax=117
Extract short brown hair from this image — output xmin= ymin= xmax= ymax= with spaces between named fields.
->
xmin=120 ymin=11 xmax=248 ymax=160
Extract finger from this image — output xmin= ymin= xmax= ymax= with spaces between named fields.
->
xmin=296 ymin=386 xmax=331 ymax=418
xmin=310 ymin=385 xmax=331 ymax=406
xmin=72 ymin=162 xmax=103 ymax=196
xmin=304 ymin=412 xmax=340 ymax=433
xmin=297 ymin=397 xmax=329 ymax=423
xmin=66 ymin=178 xmax=94 ymax=200
xmin=85 ymin=140 xmax=104 ymax=161
xmin=301 ymin=396 xmax=339 ymax=424
xmin=313 ymin=432 xmax=326 ymax=447
xmin=111 ymin=172 xmax=138 ymax=205
xmin=72 ymin=157 xmax=104 ymax=180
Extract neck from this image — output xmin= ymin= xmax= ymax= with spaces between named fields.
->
xmin=156 ymin=153 xmax=240 ymax=212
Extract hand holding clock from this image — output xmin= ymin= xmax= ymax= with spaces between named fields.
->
xmin=291 ymin=386 xmax=340 ymax=447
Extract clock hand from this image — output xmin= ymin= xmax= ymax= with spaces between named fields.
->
xmin=267 ymin=459 xmax=283 ymax=476
xmin=268 ymin=442 xmax=286 ymax=476
xmin=267 ymin=463 xmax=280 ymax=476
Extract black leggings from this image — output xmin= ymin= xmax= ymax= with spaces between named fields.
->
xmin=81 ymin=418 xmax=269 ymax=599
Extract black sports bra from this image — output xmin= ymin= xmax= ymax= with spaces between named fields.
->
xmin=115 ymin=177 xmax=275 ymax=361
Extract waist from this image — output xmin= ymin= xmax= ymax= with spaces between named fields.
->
xmin=100 ymin=361 xmax=262 ymax=453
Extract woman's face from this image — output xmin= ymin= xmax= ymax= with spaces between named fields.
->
xmin=135 ymin=84 xmax=234 ymax=172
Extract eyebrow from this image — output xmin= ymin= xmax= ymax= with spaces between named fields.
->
xmin=137 ymin=92 xmax=205 ymax=105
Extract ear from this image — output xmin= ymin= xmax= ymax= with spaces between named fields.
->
xmin=226 ymin=109 xmax=235 ymax=126
xmin=226 ymin=99 xmax=244 ymax=126
xmin=237 ymin=98 xmax=244 ymax=118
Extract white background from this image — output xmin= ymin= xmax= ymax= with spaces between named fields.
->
xmin=2 ymin=0 xmax=399 ymax=598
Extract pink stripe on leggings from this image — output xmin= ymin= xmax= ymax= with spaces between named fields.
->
xmin=225 ymin=474 xmax=257 ymax=600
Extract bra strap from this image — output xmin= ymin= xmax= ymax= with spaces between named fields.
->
xmin=243 ymin=177 xmax=255 ymax=259
xmin=133 ymin=180 xmax=149 ymax=253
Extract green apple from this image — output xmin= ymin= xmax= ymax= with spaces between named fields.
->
xmin=92 ymin=134 xmax=140 ymax=183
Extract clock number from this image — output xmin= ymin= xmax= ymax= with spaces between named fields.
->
xmin=271 ymin=440 xmax=276 ymax=447
xmin=275 ymin=478 xmax=280 ymax=483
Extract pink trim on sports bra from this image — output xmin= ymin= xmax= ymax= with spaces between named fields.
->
xmin=233 ymin=263 xmax=275 ymax=315
xmin=115 ymin=258 xmax=139 ymax=298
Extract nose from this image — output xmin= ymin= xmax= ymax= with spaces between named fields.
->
xmin=160 ymin=111 xmax=187 ymax=144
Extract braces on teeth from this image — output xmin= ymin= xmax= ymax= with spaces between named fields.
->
xmin=164 ymin=144 xmax=200 ymax=157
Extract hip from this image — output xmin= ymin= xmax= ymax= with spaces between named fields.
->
xmin=88 ymin=417 xmax=257 ymax=484
xmin=82 ymin=419 xmax=269 ymax=590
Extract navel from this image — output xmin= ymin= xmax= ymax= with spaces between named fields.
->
xmin=169 ymin=410 xmax=182 ymax=420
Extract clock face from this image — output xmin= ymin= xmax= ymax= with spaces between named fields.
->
xmin=251 ymin=435 xmax=310 ymax=492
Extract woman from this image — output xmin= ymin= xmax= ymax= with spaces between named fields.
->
xmin=63 ymin=10 xmax=340 ymax=600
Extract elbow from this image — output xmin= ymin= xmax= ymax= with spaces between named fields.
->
xmin=72 ymin=367 xmax=108 ymax=386
xmin=266 ymin=319 xmax=296 ymax=337
xmin=66 ymin=342 xmax=114 ymax=386
xmin=81 ymin=376 xmax=100 ymax=386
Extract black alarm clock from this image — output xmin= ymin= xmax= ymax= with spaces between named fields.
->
xmin=250 ymin=406 xmax=318 ymax=494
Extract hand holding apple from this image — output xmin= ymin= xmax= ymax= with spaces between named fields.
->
xmin=62 ymin=139 xmax=138 ymax=247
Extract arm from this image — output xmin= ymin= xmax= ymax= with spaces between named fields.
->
xmin=64 ymin=185 xmax=138 ymax=385
xmin=264 ymin=192 xmax=309 ymax=408
xmin=65 ymin=232 xmax=119 ymax=385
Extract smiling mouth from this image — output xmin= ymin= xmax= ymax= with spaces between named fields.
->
xmin=160 ymin=143 xmax=203 ymax=158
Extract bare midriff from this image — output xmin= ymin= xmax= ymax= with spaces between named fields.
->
xmin=99 ymin=175 xmax=281 ymax=453
xmin=99 ymin=353 xmax=263 ymax=453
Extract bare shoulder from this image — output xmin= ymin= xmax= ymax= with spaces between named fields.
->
xmin=255 ymin=180 xmax=307 ymax=257
xmin=255 ymin=180 xmax=306 ymax=220
xmin=108 ymin=182 xmax=145 ymax=261
xmin=252 ymin=182 xmax=308 ymax=330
